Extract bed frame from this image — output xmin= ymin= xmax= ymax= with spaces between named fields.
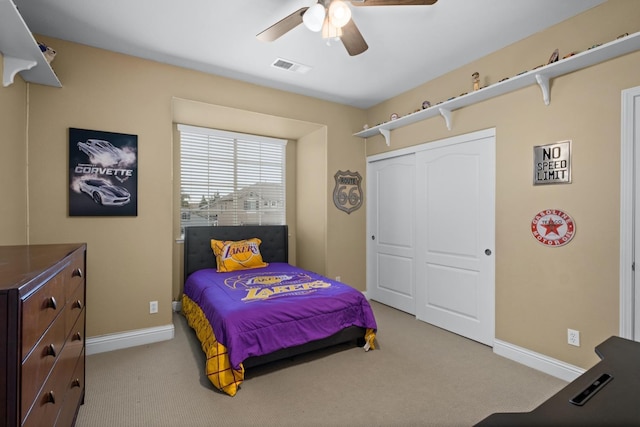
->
xmin=183 ymin=225 xmax=365 ymax=368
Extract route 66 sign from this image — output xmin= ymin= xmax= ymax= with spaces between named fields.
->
xmin=333 ymin=170 xmax=363 ymax=214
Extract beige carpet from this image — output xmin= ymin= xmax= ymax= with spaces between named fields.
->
xmin=75 ymin=302 xmax=566 ymax=426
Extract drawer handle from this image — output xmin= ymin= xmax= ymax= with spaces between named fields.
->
xmin=73 ymin=332 xmax=83 ymax=341
xmin=46 ymin=391 xmax=56 ymax=404
xmin=73 ymin=299 xmax=84 ymax=310
xmin=46 ymin=296 xmax=57 ymax=310
xmin=45 ymin=344 xmax=57 ymax=358
xmin=72 ymin=379 xmax=81 ymax=388
xmin=72 ymin=268 xmax=83 ymax=278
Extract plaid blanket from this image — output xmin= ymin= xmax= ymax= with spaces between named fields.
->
xmin=182 ymin=295 xmax=245 ymax=396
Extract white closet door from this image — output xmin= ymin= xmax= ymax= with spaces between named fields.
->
xmin=415 ymin=135 xmax=495 ymax=346
xmin=367 ymin=154 xmax=416 ymax=314
xmin=631 ymin=88 xmax=640 ymax=341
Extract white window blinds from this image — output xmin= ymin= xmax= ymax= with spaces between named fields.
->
xmin=178 ymin=124 xmax=287 ymax=232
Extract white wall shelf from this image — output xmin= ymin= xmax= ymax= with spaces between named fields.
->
xmin=355 ymin=31 xmax=640 ymax=146
xmin=0 ymin=0 xmax=61 ymax=88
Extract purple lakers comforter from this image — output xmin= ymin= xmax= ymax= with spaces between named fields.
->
xmin=184 ymin=263 xmax=377 ymax=369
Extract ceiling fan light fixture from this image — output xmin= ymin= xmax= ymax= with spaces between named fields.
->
xmin=328 ymin=0 xmax=352 ymax=28
xmin=321 ymin=14 xmax=343 ymax=40
xmin=302 ymin=3 xmax=326 ymax=32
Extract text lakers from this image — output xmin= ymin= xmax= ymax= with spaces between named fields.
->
xmin=242 ymin=280 xmax=331 ymax=301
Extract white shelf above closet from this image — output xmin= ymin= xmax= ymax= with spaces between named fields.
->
xmin=0 ymin=0 xmax=61 ymax=88
xmin=356 ymin=31 xmax=640 ymax=146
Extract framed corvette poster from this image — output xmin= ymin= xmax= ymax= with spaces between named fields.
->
xmin=69 ymin=128 xmax=138 ymax=216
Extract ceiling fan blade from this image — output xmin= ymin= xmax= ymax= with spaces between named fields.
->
xmin=351 ymin=0 xmax=437 ymax=6
xmin=256 ymin=7 xmax=308 ymax=42
xmin=341 ymin=19 xmax=368 ymax=56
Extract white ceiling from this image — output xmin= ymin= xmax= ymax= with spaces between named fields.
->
xmin=14 ymin=0 xmax=604 ymax=108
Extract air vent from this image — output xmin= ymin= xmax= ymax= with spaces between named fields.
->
xmin=271 ymin=58 xmax=311 ymax=74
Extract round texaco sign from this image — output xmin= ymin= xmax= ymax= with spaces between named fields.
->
xmin=531 ymin=209 xmax=575 ymax=247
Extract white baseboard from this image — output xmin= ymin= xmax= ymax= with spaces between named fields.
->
xmin=493 ymin=339 xmax=585 ymax=382
xmin=86 ymin=324 xmax=175 ymax=356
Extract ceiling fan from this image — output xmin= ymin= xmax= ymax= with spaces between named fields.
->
xmin=256 ymin=0 xmax=438 ymax=57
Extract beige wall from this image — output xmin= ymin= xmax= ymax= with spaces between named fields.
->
xmin=0 ymin=57 xmax=28 ymax=245
xmin=297 ymin=127 xmax=327 ymax=274
xmin=326 ymin=105 xmax=368 ymax=285
xmin=365 ymin=0 xmax=640 ymax=367
xmin=2 ymin=0 xmax=639 ymax=371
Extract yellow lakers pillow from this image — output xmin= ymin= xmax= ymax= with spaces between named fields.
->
xmin=211 ymin=238 xmax=268 ymax=272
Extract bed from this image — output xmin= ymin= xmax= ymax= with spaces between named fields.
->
xmin=181 ymin=225 xmax=377 ymax=396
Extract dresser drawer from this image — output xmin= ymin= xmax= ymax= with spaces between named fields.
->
xmin=22 ymin=310 xmax=85 ymax=427
xmin=21 ymin=314 xmax=67 ymax=421
xmin=22 ymin=271 xmax=66 ymax=357
xmin=54 ymin=351 xmax=85 ymax=427
xmin=65 ymin=282 xmax=85 ymax=336
xmin=22 ymin=352 xmax=69 ymax=427
xmin=64 ymin=252 xmax=85 ymax=301
xmin=64 ymin=308 xmax=85 ymax=362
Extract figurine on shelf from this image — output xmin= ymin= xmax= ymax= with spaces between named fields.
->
xmin=472 ymin=72 xmax=480 ymax=91
xmin=38 ymin=42 xmax=56 ymax=64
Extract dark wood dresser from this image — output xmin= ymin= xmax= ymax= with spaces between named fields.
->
xmin=0 ymin=244 xmax=86 ymax=427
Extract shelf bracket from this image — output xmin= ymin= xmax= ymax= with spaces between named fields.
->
xmin=379 ymin=128 xmax=391 ymax=146
xmin=439 ymin=107 xmax=453 ymax=130
xmin=3 ymin=56 xmax=37 ymax=87
xmin=535 ymin=73 xmax=551 ymax=106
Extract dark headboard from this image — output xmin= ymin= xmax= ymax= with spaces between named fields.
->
xmin=183 ymin=225 xmax=289 ymax=282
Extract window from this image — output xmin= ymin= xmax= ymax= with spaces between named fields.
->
xmin=178 ymin=124 xmax=286 ymax=234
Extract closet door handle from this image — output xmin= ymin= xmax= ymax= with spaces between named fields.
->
xmin=485 ymin=249 xmax=492 ymax=256
xmin=371 ymin=235 xmax=376 ymax=240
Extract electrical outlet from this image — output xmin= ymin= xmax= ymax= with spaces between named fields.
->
xmin=568 ymin=328 xmax=580 ymax=347
xmin=149 ymin=300 xmax=158 ymax=314
xmin=335 ymin=276 xmax=341 ymax=282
